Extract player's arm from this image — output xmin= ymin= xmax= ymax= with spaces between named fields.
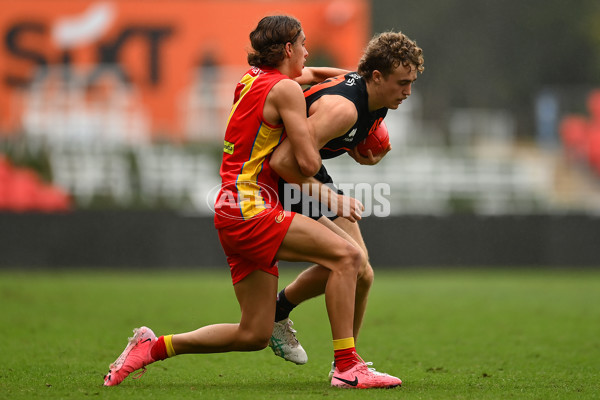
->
xmin=266 ymin=79 xmax=321 ymax=177
xmin=294 ymin=67 xmax=350 ymax=86
xmin=271 ymin=138 xmax=364 ymax=222
xmin=270 ymin=95 xmax=355 ymax=183
xmin=272 ymin=152 xmax=364 ymax=222
xmin=271 ymin=95 xmax=364 ymax=222
xmin=304 ymin=177 xmax=365 ymax=223
xmin=308 ymin=95 xmax=357 ymax=147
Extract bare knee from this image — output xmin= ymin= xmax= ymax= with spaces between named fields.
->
xmin=236 ymin=329 xmax=271 ymax=351
xmin=337 ymin=242 xmax=364 ymax=276
xmin=358 ymin=261 xmax=374 ymax=290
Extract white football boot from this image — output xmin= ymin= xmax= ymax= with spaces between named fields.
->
xmin=268 ymin=318 xmax=308 ymax=365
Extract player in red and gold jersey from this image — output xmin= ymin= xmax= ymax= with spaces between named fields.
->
xmin=213 ymin=64 xmax=299 ymax=284
xmin=103 ymin=15 xmax=399 ymax=389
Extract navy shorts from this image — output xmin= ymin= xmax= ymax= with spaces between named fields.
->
xmin=278 ymin=164 xmax=344 ymax=221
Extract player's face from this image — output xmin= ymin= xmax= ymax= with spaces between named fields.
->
xmin=379 ymin=63 xmax=418 ymax=110
xmin=289 ymin=31 xmax=308 ymax=78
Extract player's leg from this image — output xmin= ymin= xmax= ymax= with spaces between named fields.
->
xmin=270 ymin=216 xmax=376 ymax=379
xmin=332 ymin=216 xmax=374 ymax=341
xmin=276 ymin=216 xmax=372 ymax=340
xmin=269 ymin=216 xmax=362 ymax=364
xmin=276 ymin=213 xmax=363 ymax=341
xmin=277 ymin=214 xmax=402 ymax=389
xmin=170 ymin=269 xmax=278 ymax=353
xmin=103 ymin=270 xmax=277 ymax=386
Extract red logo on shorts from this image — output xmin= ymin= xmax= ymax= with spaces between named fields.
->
xmin=275 ymin=210 xmax=286 ymax=223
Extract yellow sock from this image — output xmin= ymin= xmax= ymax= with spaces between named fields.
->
xmin=333 ymin=337 xmax=355 ymax=351
xmin=333 ymin=337 xmax=357 ymax=372
xmin=164 ymin=334 xmax=176 ymax=357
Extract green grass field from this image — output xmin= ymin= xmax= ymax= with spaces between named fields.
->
xmin=1 ymin=267 xmax=599 ymax=399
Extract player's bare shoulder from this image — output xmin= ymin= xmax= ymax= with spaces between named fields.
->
xmin=270 ymin=78 xmax=304 ymax=100
xmin=264 ymin=78 xmax=305 ymax=125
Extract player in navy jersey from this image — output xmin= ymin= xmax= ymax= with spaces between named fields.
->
xmin=277 ymin=71 xmax=389 ymax=220
xmin=306 ymin=72 xmax=388 ymax=159
xmin=269 ymin=31 xmax=424 ymax=382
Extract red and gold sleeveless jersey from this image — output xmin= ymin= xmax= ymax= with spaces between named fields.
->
xmin=214 ymin=67 xmax=288 ymax=228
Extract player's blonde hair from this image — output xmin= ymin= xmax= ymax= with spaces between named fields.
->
xmin=247 ymin=15 xmax=303 ymax=68
xmin=358 ymin=31 xmax=424 ymax=80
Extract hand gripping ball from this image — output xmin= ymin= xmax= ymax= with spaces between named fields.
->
xmin=356 ymin=120 xmax=389 ymax=157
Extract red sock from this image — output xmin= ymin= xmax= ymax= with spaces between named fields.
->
xmin=334 ymin=347 xmax=358 ymax=372
xmin=150 ymin=336 xmax=168 ymax=361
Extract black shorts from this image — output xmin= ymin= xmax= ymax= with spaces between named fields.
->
xmin=278 ymin=164 xmax=344 ymax=221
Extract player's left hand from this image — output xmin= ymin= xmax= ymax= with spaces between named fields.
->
xmin=347 ymin=143 xmax=392 ymax=165
xmin=333 ymin=193 xmax=364 ymax=223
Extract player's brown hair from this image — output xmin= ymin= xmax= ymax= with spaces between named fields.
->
xmin=247 ymin=15 xmax=303 ymax=68
xmin=358 ymin=31 xmax=424 ymax=81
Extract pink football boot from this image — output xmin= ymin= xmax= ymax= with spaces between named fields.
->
xmin=103 ymin=326 xmax=157 ymax=386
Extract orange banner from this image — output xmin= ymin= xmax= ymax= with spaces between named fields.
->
xmin=0 ymin=0 xmax=369 ymax=140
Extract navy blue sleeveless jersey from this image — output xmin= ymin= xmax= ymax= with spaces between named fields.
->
xmin=303 ymin=72 xmax=388 ymax=159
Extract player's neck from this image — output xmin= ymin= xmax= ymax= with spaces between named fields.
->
xmin=365 ymin=81 xmax=385 ymax=111
xmin=275 ymin=58 xmax=299 ymax=80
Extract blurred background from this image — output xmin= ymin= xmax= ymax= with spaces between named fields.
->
xmin=1 ymin=0 xmax=600 ymax=268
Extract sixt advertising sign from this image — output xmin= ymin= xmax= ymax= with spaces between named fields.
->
xmin=0 ymin=0 xmax=370 ymax=140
